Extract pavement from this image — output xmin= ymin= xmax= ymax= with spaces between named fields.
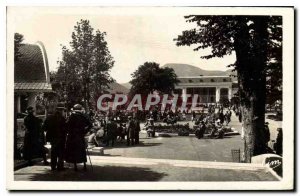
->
xmin=14 ymin=156 xmax=278 ymax=181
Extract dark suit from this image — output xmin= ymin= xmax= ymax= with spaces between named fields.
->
xmin=43 ymin=112 xmax=66 ymax=170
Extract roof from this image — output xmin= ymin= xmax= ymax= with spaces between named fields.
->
xmin=14 ymin=42 xmax=50 ymax=83
xmin=15 ymin=82 xmax=52 ymax=92
xmin=178 ymin=76 xmax=232 ymax=84
xmin=14 ymin=42 xmax=52 ymax=92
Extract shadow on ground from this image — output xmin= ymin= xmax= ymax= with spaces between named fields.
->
xmin=15 ymin=165 xmax=167 ymax=181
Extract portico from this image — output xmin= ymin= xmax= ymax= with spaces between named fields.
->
xmin=174 ymin=76 xmax=233 ymax=104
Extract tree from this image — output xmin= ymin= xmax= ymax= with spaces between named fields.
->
xmin=14 ymin=33 xmax=24 ymax=61
xmin=175 ymin=16 xmax=282 ymax=162
xmin=129 ymin=62 xmax=178 ymax=96
xmin=55 ymin=19 xmax=114 ymax=110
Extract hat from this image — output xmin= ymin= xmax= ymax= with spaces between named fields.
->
xmin=73 ymin=104 xmax=83 ymax=111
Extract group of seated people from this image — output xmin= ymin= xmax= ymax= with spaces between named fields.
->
xmin=194 ymin=111 xmax=230 ymax=139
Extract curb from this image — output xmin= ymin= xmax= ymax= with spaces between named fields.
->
xmin=157 ymin=130 xmax=240 ymax=137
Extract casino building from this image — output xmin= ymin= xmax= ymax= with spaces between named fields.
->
xmin=174 ymin=76 xmax=237 ymax=104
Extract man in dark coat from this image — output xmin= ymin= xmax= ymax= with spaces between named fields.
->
xmin=42 ymin=108 xmax=66 ymax=171
xmin=105 ymin=118 xmax=118 ymax=147
xmin=126 ymin=116 xmax=135 ymax=146
xmin=274 ymin=128 xmax=282 ymax=156
xmin=65 ymin=104 xmax=92 ymax=171
xmin=264 ymin=122 xmax=271 ymax=146
xmin=133 ymin=114 xmax=141 ymax=144
xmin=23 ymin=106 xmax=49 ymax=165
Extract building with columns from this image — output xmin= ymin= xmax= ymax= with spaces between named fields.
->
xmin=174 ymin=76 xmax=235 ymax=104
xmin=14 ymin=41 xmax=52 ymax=117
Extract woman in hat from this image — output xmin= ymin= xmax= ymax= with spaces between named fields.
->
xmin=65 ymin=104 xmax=92 ymax=171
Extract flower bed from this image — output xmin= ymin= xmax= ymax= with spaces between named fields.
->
xmin=153 ymin=123 xmax=194 ymax=135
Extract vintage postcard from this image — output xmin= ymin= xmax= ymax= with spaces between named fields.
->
xmin=6 ymin=6 xmax=294 ymax=190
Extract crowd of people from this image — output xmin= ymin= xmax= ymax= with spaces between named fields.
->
xmin=193 ymin=105 xmax=232 ymax=139
xmin=22 ymin=103 xmax=143 ymax=171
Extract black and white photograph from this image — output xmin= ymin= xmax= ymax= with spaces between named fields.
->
xmin=6 ymin=6 xmax=294 ymax=190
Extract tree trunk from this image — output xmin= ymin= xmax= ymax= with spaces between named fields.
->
xmin=234 ymin=17 xmax=269 ymax=162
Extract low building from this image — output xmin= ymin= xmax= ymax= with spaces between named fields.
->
xmin=14 ymin=41 xmax=52 ymax=116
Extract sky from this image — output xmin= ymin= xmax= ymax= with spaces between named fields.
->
xmin=9 ymin=7 xmax=236 ymax=83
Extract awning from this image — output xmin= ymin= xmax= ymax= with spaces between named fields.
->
xmin=14 ymin=82 xmax=52 ymax=92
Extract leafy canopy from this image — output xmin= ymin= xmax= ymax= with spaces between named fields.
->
xmin=130 ymin=62 xmax=178 ymax=96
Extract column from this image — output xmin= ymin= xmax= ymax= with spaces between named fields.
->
xmin=182 ymin=87 xmax=187 ymax=102
xmin=228 ymin=87 xmax=232 ymax=100
xmin=216 ymin=87 xmax=220 ymax=103
xmin=17 ymin=95 xmax=21 ymax=113
xmin=27 ymin=93 xmax=37 ymax=111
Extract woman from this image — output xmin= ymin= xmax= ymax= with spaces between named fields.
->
xmin=65 ymin=104 xmax=92 ymax=171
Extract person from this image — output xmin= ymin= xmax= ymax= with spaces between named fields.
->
xmin=216 ymin=120 xmax=224 ymax=139
xmin=105 ymin=117 xmax=118 ymax=147
xmin=274 ymin=128 xmax=282 ymax=156
xmin=238 ymin=109 xmax=242 ymax=123
xmin=23 ymin=106 xmax=49 ymax=166
xmin=65 ymin=104 xmax=92 ymax=171
xmin=145 ymin=116 xmax=155 ymax=137
xmin=192 ymin=111 xmax=196 ymax=122
xmin=196 ymin=121 xmax=206 ymax=139
xmin=264 ymin=122 xmax=271 ymax=147
xmin=133 ymin=114 xmax=141 ymax=144
xmin=225 ymin=111 xmax=231 ymax=126
xmin=126 ymin=116 xmax=135 ymax=146
xmin=42 ymin=107 xmax=67 ymax=171
xmin=219 ymin=110 xmax=224 ymax=125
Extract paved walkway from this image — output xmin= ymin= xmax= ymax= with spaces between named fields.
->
xmin=14 ymin=156 xmax=278 ymax=181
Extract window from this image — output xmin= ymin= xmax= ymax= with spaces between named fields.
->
xmin=189 ymin=79 xmax=193 ymax=83
xmin=223 ymin=79 xmax=227 ymax=82
xmin=199 ymin=79 xmax=203 ymax=82
xmin=211 ymin=79 xmax=215 ymax=82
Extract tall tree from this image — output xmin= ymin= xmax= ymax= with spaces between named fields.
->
xmin=130 ymin=62 xmax=178 ymax=96
xmin=175 ymin=16 xmax=282 ymax=162
xmin=55 ymin=19 xmax=114 ymax=110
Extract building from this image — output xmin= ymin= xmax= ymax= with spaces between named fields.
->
xmin=14 ymin=41 xmax=52 ymax=116
xmin=174 ymin=76 xmax=237 ymax=104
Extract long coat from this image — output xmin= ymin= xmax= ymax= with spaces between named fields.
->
xmin=127 ymin=120 xmax=135 ymax=139
xmin=134 ymin=119 xmax=141 ymax=138
xmin=105 ymin=121 xmax=118 ymax=140
xmin=65 ymin=112 xmax=92 ymax=163
xmin=42 ymin=113 xmax=66 ymax=154
xmin=23 ymin=114 xmax=45 ymax=160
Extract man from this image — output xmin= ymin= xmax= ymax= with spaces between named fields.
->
xmin=65 ymin=104 xmax=92 ymax=171
xmin=23 ymin=106 xmax=49 ymax=165
xmin=42 ymin=107 xmax=66 ymax=171
xmin=264 ymin=122 xmax=271 ymax=147
xmin=133 ymin=113 xmax=141 ymax=144
xmin=274 ymin=128 xmax=282 ymax=156
xmin=192 ymin=111 xmax=196 ymax=122
xmin=126 ymin=116 xmax=135 ymax=146
xmin=195 ymin=121 xmax=206 ymax=139
xmin=105 ymin=117 xmax=118 ymax=147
